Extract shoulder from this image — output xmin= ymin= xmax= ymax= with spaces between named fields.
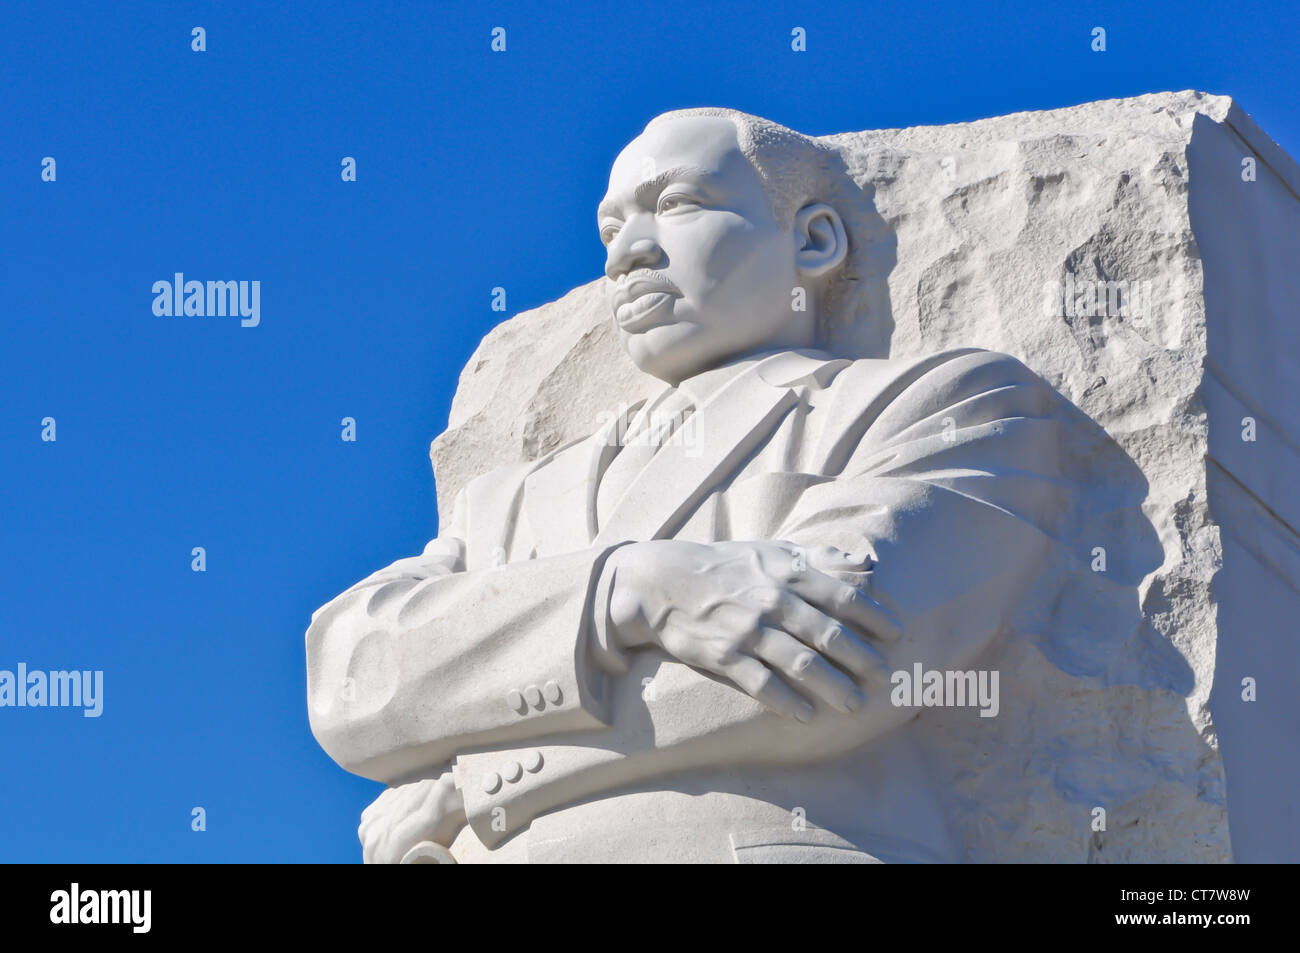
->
xmin=827 ymin=348 xmax=1055 ymax=415
xmin=835 ymin=347 xmax=1041 ymax=387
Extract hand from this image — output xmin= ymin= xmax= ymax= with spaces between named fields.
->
xmin=602 ymin=540 xmax=902 ymax=721
xmin=359 ymin=771 xmax=466 ymax=864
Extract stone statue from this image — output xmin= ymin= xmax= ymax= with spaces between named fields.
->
xmin=305 ymin=101 xmax=1247 ymax=863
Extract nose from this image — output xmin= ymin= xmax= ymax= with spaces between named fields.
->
xmin=605 ymin=229 xmax=664 ymax=281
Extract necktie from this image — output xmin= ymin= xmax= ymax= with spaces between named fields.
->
xmin=596 ymin=387 xmax=696 ymax=527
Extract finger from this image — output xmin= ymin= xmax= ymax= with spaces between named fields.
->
xmin=787 ymin=570 xmax=903 ymax=644
xmin=719 ymin=654 xmax=816 ymax=723
xmin=769 ymin=590 xmax=890 ymax=683
xmin=374 ymin=832 xmax=403 ymax=865
xmin=752 ymin=627 xmax=865 ymax=714
xmin=804 ymin=544 xmax=874 ymax=573
xmin=360 ymin=796 xmax=386 ymax=824
xmin=361 ymin=830 xmax=379 ymax=864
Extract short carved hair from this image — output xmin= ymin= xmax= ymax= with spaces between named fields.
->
xmin=644 ymin=107 xmax=849 ymax=229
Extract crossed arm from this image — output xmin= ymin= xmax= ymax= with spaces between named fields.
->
xmin=314 ymin=532 xmax=906 ymax=862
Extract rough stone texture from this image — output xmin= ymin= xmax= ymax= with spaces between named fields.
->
xmin=431 ymin=283 xmax=661 ymax=526
xmin=430 ymin=91 xmax=1300 ymax=862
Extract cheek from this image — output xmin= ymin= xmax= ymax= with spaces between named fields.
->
xmin=666 ymin=215 xmax=792 ymax=297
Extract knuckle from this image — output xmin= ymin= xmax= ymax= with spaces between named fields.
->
xmin=748 ymin=585 xmax=783 ymax=612
xmin=791 ymin=651 xmax=817 ymax=678
xmin=709 ymin=643 xmax=742 ymax=670
xmin=749 ymin=667 xmax=776 ymax=695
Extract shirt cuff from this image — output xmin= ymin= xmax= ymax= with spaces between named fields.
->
xmin=588 ymin=543 xmax=634 ymax=676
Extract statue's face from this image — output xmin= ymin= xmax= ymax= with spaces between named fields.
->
xmin=598 ymin=117 xmax=813 ymax=384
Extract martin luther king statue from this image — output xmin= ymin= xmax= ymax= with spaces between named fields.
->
xmin=306 ymin=107 xmax=1085 ymax=864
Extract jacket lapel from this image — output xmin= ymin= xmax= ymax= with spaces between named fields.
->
xmin=523 ymin=401 xmax=641 ymax=555
xmin=593 ymin=358 xmax=802 ymax=546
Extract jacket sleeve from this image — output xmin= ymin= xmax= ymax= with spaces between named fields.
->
xmin=774 ymin=348 xmax=1070 ymax=674
xmin=305 ymin=481 xmax=620 ymax=783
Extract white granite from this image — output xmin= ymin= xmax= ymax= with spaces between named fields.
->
xmin=310 ymin=92 xmax=1299 ymax=862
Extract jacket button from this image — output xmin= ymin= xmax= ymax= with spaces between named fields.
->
xmin=502 ymin=760 xmax=523 ymax=783
xmin=506 ymin=689 xmax=525 ymax=712
xmin=523 ymin=750 xmax=543 ymax=773
xmin=524 ymin=685 xmax=543 ymax=709
xmin=481 ymin=772 xmax=502 ymax=794
xmin=543 ymin=680 xmax=562 ymax=704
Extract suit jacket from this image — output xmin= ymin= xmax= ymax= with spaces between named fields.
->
xmin=306 ymin=346 xmax=1071 ymax=854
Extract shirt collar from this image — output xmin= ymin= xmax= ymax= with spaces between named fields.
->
xmin=675 ymin=347 xmax=844 ymax=405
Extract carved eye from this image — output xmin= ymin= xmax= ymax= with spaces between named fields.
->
xmin=657 ymin=192 xmax=699 ymax=214
xmin=599 ymin=223 xmax=621 ymax=245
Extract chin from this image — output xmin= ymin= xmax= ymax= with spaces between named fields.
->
xmin=619 ymin=320 xmax=716 ymax=385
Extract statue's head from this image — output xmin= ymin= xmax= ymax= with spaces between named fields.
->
xmin=598 ymin=107 xmax=870 ymax=384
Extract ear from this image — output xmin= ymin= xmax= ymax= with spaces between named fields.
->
xmin=793 ymin=202 xmax=848 ymax=278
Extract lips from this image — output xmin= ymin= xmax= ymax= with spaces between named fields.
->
xmin=611 ymin=279 xmax=680 ymax=331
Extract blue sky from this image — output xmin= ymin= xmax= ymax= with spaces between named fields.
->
xmin=2 ymin=0 xmax=1296 ymax=861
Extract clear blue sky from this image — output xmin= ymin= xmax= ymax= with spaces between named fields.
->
xmin=2 ymin=0 xmax=1296 ymax=862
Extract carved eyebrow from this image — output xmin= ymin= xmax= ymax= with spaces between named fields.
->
xmin=597 ymin=164 xmax=713 ymax=222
